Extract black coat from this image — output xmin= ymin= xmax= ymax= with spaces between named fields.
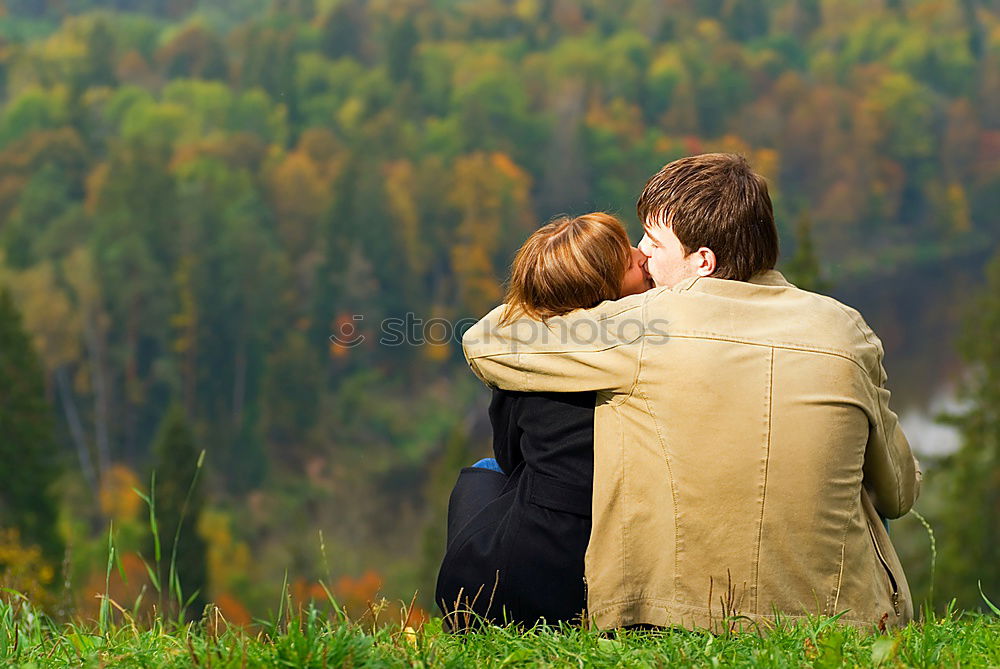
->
xmin=435 ymin=388 xmax=595 ymax=628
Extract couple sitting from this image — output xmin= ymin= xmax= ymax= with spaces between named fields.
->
xmin=436 ymin=153 xmax=921 ymax=632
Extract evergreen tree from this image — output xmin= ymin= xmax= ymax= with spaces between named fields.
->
xmin=0 ymin=287 xmax=63 ymax=564
xmin=386 ymin=15 xmax=419 ymax=83
xmin=148 ymin=404 xmax=208 ymax=619
xmin=935 ymin=251 xmax=1000 ymax=610
xmin=784 ymin=211 xmax=830 ymax=293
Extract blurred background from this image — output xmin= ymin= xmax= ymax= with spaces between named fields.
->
xmin=0 ymin=0 xmax=998 ymax=624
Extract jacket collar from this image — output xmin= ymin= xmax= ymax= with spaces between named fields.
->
xmin=672 ymin=270 xmax=792 ymax=293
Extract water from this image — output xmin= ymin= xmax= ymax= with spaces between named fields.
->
xmin=830 ymin=251 xmax=993 ymax=458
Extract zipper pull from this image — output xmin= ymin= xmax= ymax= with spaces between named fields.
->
xmin=892 ymin=592 xmax=900 ymax=616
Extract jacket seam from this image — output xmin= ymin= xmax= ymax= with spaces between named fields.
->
xmin=467 ymin=339 xmax=639 ymax=360
xmin=610 ymin=293 xmax=648 ymax=407
xmin=871 ymin=366 xmax=901 ymax=515
xmin=663 ymin=333 xmax=870 ymax=370
xmin=618 ymin=409 xmax=628 ymax=601
xmin=595 ymin=303 xmax=645 ymax=321
xmin=830 ymin=489 xmax=861 ymax=613
xmin=752 ymin=347 xmax=775 ymax=614
xmin=638 ymin=378 xmax=680 ymax=596
xmin=840 ymin=309 xmax=904 ymax=515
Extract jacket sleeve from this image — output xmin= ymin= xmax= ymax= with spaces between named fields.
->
xmin=489 ymin=389 xmax=524 ymax=475
xmin=860 ymin=327 xmax=922 ymax=519
xmin=461 ymin=295 xmax=649 ymax=395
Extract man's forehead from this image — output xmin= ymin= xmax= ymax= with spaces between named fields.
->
xmin=642 ymin=213 xmax=672 ymax=236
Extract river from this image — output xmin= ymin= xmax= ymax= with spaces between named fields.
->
xmin=831 ymin=251 xmax=994 ymax=458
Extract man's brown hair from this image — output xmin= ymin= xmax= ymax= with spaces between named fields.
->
xmin=637 ymin=153 xmax=778 ymax=281
xmin=499 ymin=213 xmax=631 ymax=325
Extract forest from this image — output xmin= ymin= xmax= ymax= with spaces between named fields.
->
xmin=0 ymin=0 xmax=998 ymax=623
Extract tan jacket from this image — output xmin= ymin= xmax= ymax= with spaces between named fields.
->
xmin=463 ymin=271 xmax=920 ymax=631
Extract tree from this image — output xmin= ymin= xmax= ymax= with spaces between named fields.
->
xmin=386 ymin=15 xmax=419 ymax=83
xmin=935 ymin=251 xmax=1000 ymax=611
xmin=0 ymin=287 xmax=63 ymax=564
xmin=155 ymin=23 xmax=228 ymax=81
xmin=783 ymin=211 xmax=829 ymax=293
xmin=447 ymin=152 xmax=535 ymax=315
xmin=319 ymin=0 xmax=370 ymax=62
xmin=148 ymin=404 xmax=208 ymax=619
xmin=259 ymin=330 xmax=322 ymax=467
xmin=721 ymin=0 xmax=770 ymax=41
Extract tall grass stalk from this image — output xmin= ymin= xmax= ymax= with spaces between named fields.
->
xmin=132 ymin=449 xmax=206 ymax=623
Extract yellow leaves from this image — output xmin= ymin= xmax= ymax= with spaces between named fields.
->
xmin=98 ymin=464 xmax=143 ymax=521
xmin=490 ymin=152 xmax=530 ymax=187
xmin=337 ymin=97 xmax=366 ymax=133
xmin=421 ymin=307 xmax=453 ymax=362
xmin=450 ymin=245 xmax=503 ymax=314
xmin=0 ymin=528 xmax=55 ymax=609
xmin=170 ymin=255 xmax=197 ymax=356
xmin=695 ymin=19 xmax=725 ymax=44
xmin=0 ymin=256 xmax=81 ymax=372
xmin=752 ymin=149 xmax=780 ymax=184
xmin=709 ymin=137 xmax=780 ymax=185
xmin=946 ymin=183 xmax=971 ymax=233
xmin=514 ymin=0 xmax=541 ymax=22
xmin=198 ymin=509 xmax=252 ymax=598
xmin=448 ymin=152 xmax=533 ymax=226
xmin=585 ymin=98 xmax=645 ymax=142
xmin=423 ymin=339 xmax=451 ymax=362
xmin=62 ymin=246 xmax=101 ymax=308
xmin=384 ymin=159 xmax=427 ymax=276
xmin=447 ymin=151 xmax=534 ymax=313
xmin=927 ymin=181 xmax=972 ymax=234
xmin=298 ymin=127 xmax=345 ymax=181
xmin=84 ymin=163 xmax=108 ymax=215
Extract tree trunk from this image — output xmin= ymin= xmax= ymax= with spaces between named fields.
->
xmin=233 ymin=335 xmax=247 ymax=426
xmin=55 ymin=366 xmax=98 ymax=494
xmin=83 ymin=306 xmax=112 ymax=481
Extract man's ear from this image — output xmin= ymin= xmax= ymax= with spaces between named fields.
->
xmin=692 ymin=247 xmax=717 ymax=277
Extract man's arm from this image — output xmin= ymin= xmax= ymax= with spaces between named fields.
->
xmin=461 ymin=292 xmax=653 ymax=395
xmin=860 ymin=332 xmax=921 ymax=519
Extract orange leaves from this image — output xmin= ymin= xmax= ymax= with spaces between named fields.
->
xmin=79 ymin=551 xmax=153 ymax=621
xmin=329 ymin=313 xmax=360 ymax=359
xmin=212 ymin=592 xmax=252 ymax=626
xmin=333 ymin=569 xmax=383 ymax=615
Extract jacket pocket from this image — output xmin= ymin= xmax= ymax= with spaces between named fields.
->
xmin=526 ymin=469 xmax=591 ymax=516
xmin=867 ymin=520 xmax=901 ymax=617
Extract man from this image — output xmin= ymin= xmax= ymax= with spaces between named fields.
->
xmin=461 ymin=153 xmax=921 ymax=631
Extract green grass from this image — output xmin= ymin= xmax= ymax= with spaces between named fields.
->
xmin=2 ymin=597 xmax=999 ymax=668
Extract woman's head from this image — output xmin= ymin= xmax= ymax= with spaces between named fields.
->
xmin=499 ymin=212 xmax=650 ymax=325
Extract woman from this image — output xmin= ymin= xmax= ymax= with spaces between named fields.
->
xmin=435 ymin=213 xmax=652 ymax=629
